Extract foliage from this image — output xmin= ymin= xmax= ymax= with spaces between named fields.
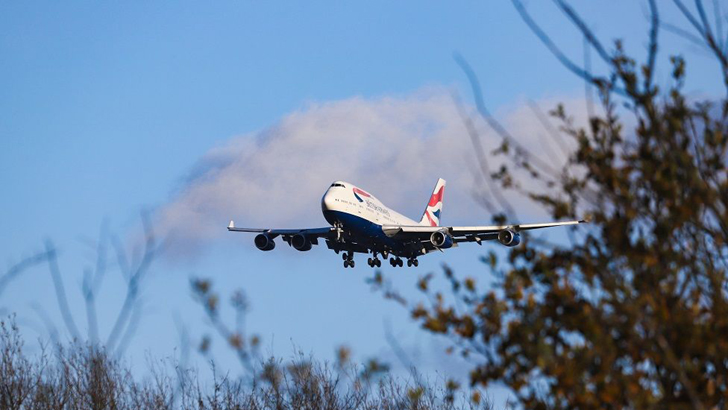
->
xmin=372 ymin=1 xmax=728 ymax=408
xmin=0 ymin=317 xmax=494 ymax=410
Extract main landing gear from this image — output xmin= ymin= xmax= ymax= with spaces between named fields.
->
xmin=387 ymin=257 xmax=418 ymax=267
xmin=344 ymin=251 xmax=419 ymax=269
xmin=342 ymin=251 xmax=355 ymax=268
xmin=367 ymin=256 xmax=381 ymax=267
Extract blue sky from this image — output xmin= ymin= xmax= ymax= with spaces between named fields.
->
xmin=1 ymin=1 xmax=723 ymax=405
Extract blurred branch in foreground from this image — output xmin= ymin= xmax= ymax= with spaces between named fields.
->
xmin=2 ymin=212 xmax=161 ymax=357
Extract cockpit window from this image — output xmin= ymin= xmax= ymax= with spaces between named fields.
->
xmin=330 ymin=183 xmax=346 ymax=188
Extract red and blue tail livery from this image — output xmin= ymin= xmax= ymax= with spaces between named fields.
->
xmin=419 ymin=178 xmax=445 ymax=227
xmin=227 ymin=178 xmax=588 ymax=269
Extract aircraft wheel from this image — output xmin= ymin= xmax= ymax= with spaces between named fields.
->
xmin=350 ymin=260 xmax=355 ymax=268
xmin=375 ymin=259 xmax=381 ymax=267
xmin=413 ymin=259 xmax=419 ymax=267
xmin=367 ymin=257 xmax=372 ymax=267
xmin=390 ymin=258 xmax=396 ymax=267
xmin=343 ymin=260 xmax=348 ymax=268
xmin=342 ymin=253 xmax=348 ymax=261
xmin=407 ymin=260 xmax=412 ymax=267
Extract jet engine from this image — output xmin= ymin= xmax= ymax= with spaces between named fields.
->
xmin=291 ymin=234 xmax=312 ymax=251
xmin=497 ymin=229 xmax=521 ymax=247
xmin=254 ymin=234 xmax=276 ymax=251
xmin=430 ymin=230 xmax=454 ymax=249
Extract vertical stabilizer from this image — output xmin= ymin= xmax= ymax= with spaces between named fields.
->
xmin=419 ymin=178 xmax=446 ymax=226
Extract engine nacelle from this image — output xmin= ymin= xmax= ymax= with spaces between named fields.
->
xmin=497 ymin=229 xmax=521 ymax=247
xmin=291 ymin=234 xmax=312 ymax=251
xmin=430 ymin=230 xmax=454 ymax=249
xmin=254 ymin=234 xmax=275 ymax=251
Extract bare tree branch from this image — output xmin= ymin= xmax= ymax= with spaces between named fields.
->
xmin=44 ymin=240 xmax=81 ymax=341
xmin=383 ymin=318 xmax=415 ymax=373
xmin=111 ymin=234 xmax=130 ymax=282
xmin=673 ymin=0 xmax=708 ymax=34
xmin=583 ymin=36 xmax=596 ymax=121
xmin=454 ymin=53 xmax=562 ymax=181
xmin=711 ymin=0 xmax=725 ymax=52
xmin=30 ymin=304 xmax=60 ymax=347
xmin=664 ymin=21 xmax=713 ymax=48
xmin=553 ymin=0 xmax=612 ymax=64
xmin=452 ymin=91 xmax=518 ymax=219
xmin=512 ymin=0 xmax=607 ymax=88
xmin=0 ymin=251 xmax=51 ymax=299
xmin=673 ymin=0 xmax=728 ymax=93
xmin=82 ymin=268 xmax=99 ymax=344
xmin=526 ymin=100 xmax=571 ymax=160
xmin=645 ymin=0 xmax=660 ymax=92
xmin=114 ymin=300 xmax=143 ymax=357
xmin=106 ymin=211 xmax=156 ymax=352
xmin=82 ymin=220 xmax=110 ymax=344
xmin=695 ymin=0 xmax=715 ymax=41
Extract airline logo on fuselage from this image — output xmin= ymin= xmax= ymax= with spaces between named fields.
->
xmin=353 ymin=187 xmax=371 ymax=202
xmin=353 ymin=188 xmax=390 ymax=217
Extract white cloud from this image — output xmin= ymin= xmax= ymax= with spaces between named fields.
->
xmin=155 ymin=87 xmax=589 ymax=257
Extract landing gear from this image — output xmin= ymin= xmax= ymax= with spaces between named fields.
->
xmin=343 ymin=251 xmax=355 ymax=268
xmin=333 ymin=222 xmax=345 ymax=242
xmin=367 ymin=257 xmax=381 ymax=268
xmin=386 ymin=257 xmax=417 ymax=267
xmin=390 ymin=257 xmax=404 ymax=267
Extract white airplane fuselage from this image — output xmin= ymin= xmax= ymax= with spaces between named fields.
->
xmin=321 ymin=181 xmax=418 ymax=251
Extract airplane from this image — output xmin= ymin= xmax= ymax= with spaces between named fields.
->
xmin=227 ymin=179 xmax=587 ymax=268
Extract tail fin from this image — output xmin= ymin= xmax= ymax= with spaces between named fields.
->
xmin=419 ymin=178 xmax=446 ymax=226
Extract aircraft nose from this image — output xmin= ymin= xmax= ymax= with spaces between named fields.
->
xmin=321 ymin=190 xmax=336 ymax=212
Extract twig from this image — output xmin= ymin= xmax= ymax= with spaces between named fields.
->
xmin=106 ymin=211 xmax=156 ymax=352
xmin=44 ymin=240 xmax=81 ymax=341
xmin=0 ymin=251 xmax=52 ymax=298
xmin=454 ymin=53 xmax=562 ymax=181
xmin=452 ymin=91 xmax=518 ymax=219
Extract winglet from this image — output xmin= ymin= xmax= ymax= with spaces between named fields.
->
xmin=228 ymin=220 xmax=235 ymax=230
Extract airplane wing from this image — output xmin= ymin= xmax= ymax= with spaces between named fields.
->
xmin=227 ymin=221 xmax=334 ymax=237
xmin=381 ymin=219 xmax=587 ymax=242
